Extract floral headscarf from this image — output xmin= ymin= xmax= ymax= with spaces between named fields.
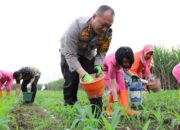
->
xmin=139 ymin=44 xmax=154 ymax=79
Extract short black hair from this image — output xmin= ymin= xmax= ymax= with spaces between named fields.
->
xmin=13 ymin=71 xmax=20 ymax=79
xmin=96 ymin=5 xmax=115 ymax=16
xmin=115 ymin=47 xmax=134 ymax=67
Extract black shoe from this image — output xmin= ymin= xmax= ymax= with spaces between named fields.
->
xmin=64 ymin=100 xmax=75 ymax=106
xmin=23 ymin=101 xmax=31 ymax=104
xmin=64 ymin=102 xmax=74 ymax=107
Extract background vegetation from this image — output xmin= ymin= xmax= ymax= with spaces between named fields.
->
xmin=152 ymin=45 xmax=180 ymax=89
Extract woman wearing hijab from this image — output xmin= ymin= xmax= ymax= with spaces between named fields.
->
xmin=130 ymin=44 xmax=154 ymax=80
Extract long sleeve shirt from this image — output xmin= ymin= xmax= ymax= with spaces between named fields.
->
xmin=0 ymin=70 xmax=13 ymax=89
xmin=60 ymin=17 xmax=112 ymax=72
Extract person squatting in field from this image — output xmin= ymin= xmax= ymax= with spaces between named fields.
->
xmin=130 ymin=44 xmax=154 ymax=80
xmin=13 ymin=66 xmax=41 ymax=103
xmin=103 ymin=47 xmax=139 ymax=116
xmin=128 ymin=44 xmax=154 ymax=90
xmin=0 ymin=70 xmax=14 ymax=99
xmin=59 ymin=5 xmax=114 ymax=117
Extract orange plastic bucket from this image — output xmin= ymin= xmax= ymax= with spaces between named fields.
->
xmin=80 ymin=74 xmax=105 ymax=99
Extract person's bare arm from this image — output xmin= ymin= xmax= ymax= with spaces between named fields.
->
xmin=29 ymin=77 xmax=35 ymax=85
xmin=110 ymin=78 xmax=118 ymax=102
xmin=16 ymin=84 xmax=21 ymax=96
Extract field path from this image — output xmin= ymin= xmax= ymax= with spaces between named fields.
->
xmin=8 ymin=103 xmax=62 ymax=130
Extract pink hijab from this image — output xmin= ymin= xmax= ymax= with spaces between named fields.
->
xmin=139 ymin=44 xmax=154 ymax=79
xmin=172 ymin=63 xmax=180 ymax=83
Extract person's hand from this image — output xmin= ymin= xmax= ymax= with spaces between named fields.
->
xmin=27 ymin=84 xmax=31 ymax=89
xmin=94 ymin=65 xmax=103 ymax=77
xmin=143 ymin=84 xmax=151 ymax=93
xmin=125 ymin=80 xmax=130 ymax=88
xmin=130 ymin=74 xmax=140 ymax=82
xmin=130 ymin=74 xmax=139 ymax=79
xmin=143 ymin=84 xmax=147 ymax=90
xmin=1 ymin=85 xmax=5 ymax=90
xmin=82 ymin=73 xmax=94 ymax=83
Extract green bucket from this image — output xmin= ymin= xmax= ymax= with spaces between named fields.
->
xmin=23 ymin=92 xmax=33 ymax=102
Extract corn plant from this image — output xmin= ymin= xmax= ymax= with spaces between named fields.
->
xmin=0 ymin=93 xmax=20 ymax=130
xmin=171 ymin=111 xmax=180 ymax=128
xmin=70 ymin=103 xmax=99 ymax=129
xmin=101 ymin=104 xmax=121 ymax=130
xmin=111 ymin=104 xmax=121 ymax=130
xmin=152 ymin=107 xmax=164 ymax=129
xmin=142 ymin=119 xmax=151 ymax=130
xmin=102 ymin=115 xmax=112 ymax=130
xmin=0 ymin=117 xmax=10 ymax=130
xmin=31 ymin=90 xmax=179 ymax=129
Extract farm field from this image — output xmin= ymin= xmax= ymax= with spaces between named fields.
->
xmin=0 ymin=90 xmax=179 ymax=130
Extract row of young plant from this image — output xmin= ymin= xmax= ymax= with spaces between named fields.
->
xmin=0 ymin=94 xmax=20 ymax=130
xmin=152 ymin=45 xmax=180 ymax=89
xmin=35 ymin=90 xmax=180 ymax=130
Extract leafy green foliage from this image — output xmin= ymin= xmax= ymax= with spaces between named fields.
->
xmin=0 ymin=94 xmax=20 ymax=130
xmin=152 ymin=45 xmax=180 ymax=89
xmin=0 ymin=90 xmax=179 ymax=130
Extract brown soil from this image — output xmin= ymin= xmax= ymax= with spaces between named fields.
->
xmin=8 ymin=103 xmax=61 ymax=130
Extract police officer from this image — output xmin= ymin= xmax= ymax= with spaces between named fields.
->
xmin=60 ymin=5 xmax=115 ymax=117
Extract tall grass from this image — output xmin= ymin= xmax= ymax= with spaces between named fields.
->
xmin=152 ymin=45 xmax=180 ymax=89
